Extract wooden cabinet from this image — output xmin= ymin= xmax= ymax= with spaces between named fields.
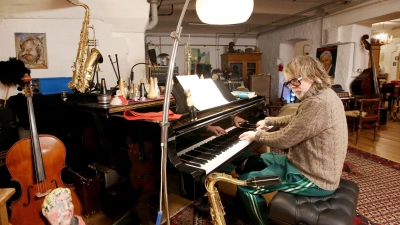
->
xmin=220 ymin=53 xmax=263 ymax=85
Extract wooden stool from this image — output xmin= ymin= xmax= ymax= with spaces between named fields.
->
xmin=0 ymin=188 xmax=15 ymax=225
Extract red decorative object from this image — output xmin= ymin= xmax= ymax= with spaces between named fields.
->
xmin=278 ymin=63 xmax=283 ymax=72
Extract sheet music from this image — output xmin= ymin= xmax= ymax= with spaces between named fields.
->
xmin=176 ymin=75 xmax=229 ymax=110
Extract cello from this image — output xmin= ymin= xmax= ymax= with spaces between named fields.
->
xmin=6 ymin=74 xmax=81 ymax=225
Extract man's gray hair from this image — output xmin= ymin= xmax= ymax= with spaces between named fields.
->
xmin=319 ymin=50 xmax=332 ymax=60
xmin=283 ymin=55 xmax=332 ymax=89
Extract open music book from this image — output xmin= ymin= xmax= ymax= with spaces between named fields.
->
xmin=175 ymin=75 xmax=229 ymax=110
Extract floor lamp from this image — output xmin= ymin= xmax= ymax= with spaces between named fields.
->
xmin=158 ymin=1 xmax=254 ymax=224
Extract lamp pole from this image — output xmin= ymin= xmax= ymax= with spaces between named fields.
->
xmin=158 ymin=0 xmax=191 ymax=225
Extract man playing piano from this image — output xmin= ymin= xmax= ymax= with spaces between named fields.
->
xmin=237 ymin=55 xmax=347 ymax=225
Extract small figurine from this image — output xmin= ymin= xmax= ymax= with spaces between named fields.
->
xmin=184 ymin=89 xmax=197 ymax=121
xmin=42 ymin=188 xmax=85 ymax=225
xmin=228 ymin=42 xmax=235 ymax=53
xmin=110 ymin=90 xmax=128 ymax=105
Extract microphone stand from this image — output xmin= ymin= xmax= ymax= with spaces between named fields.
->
xmin=158 ymin=0 xmax=190 ymax=224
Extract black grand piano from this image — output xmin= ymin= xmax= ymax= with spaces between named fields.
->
xmin=78 ymin=91 xmax=272 ymax=200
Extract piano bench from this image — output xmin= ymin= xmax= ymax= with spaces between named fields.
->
xmin=267 ymin=179 xmax=359 ymax=225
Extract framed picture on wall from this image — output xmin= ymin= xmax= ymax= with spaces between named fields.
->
xmin=191 ymin=48 xmax=210 ymax=64
xmin=316 ymin=46 xmax=337 ymax=78
xmin=15 ymin=33 xmax=48 ymax=69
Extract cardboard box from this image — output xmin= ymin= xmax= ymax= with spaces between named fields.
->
xmin=32 ymin=77 xmax=73 ymax=95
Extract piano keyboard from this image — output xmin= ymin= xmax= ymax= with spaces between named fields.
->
xmin=177 ymin=125 xmax=273 ymax=174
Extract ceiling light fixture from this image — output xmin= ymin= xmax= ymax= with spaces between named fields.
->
xmin=188 ymin=22 xmax=237 ymax=26
xmin=196 ymin=0 xmax=254 ymax=25
xmin=372 ymin=23 xmax=393 ymax=45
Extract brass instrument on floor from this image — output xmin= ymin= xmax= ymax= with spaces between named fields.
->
xmin=67 ymin=0 xmax=103 ymax=93
xmin=205 ymin=172 xmax=281 ymax=225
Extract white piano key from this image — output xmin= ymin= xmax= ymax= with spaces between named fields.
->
xmin=179 ymin=125 xmax=274 ymax=174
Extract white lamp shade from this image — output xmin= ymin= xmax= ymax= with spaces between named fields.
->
xmin=196 ymin=0 xmax=254 ymax=25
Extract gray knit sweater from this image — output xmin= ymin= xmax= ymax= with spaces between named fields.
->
xmin=255 ymin=85 xmax=348 ymax=190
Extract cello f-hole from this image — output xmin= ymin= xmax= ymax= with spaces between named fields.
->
xmin=23 ymin=185 xmax=34 ymax=207
xmin=51 ymin=179 xmax=59 ymax=188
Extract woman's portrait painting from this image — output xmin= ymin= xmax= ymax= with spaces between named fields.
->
xmin=15 ymin=33 xmax=48 ymax=69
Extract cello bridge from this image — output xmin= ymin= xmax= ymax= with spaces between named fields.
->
xmin=36 ymin=189 xmax=52 ymax=198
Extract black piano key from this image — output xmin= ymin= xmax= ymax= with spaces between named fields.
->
xmin=185 ymin=150 xmax=202 ymax=157
xmin=208 ymin=139 xmax=228 ymax=146
xmin=180 ymin=154 xmax=207 ymax=163
xmin=192 ymin=157 xmax=208 ymax=164
xmin=181 ymin=159 xmax=202 ymax=168
xmin=195 ymin=146 xmax=219 ymax=154
xmin=201 ymin=143 xmax=215 ymax=149
xmin=197 ymin=146 xmax=222 ymax=154
xmin=193 ymin=151 xmax=215 ymax=160
xmin=182 ymin=154 xmax=209 ymax=164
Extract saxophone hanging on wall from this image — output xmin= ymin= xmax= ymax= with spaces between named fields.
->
xmin=67 ymin=0 xmax=103 ymax=93
xmin=205 ymin=172 xmax=281 ymax=225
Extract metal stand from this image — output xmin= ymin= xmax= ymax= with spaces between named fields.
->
xmin=157 ymin=1 xmax=191 ymax=224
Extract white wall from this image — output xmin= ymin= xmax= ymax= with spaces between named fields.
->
xmin=258 ymin=19 xmax=323 ymax=104
xmin=0 ymin=0 xmax=149 ymax=99
xmin=258 ymin=0 xmax=400 ymax=103
xmin=380 ymin=39 xmax=400 ymax=82
xmin=2 ymin=0 xmax=400 ymax=102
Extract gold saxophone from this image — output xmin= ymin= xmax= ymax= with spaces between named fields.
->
xmin=67 ymin=0 xmax=103 ymax=93
xmin=205 ymin=172 xmax=281 ymax=225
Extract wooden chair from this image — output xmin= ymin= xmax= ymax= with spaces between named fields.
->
xmin=336 ymin=91 xmax=352 ymax=110
xmin=0 ymin=188 xmax=15 ymax=225
xmin=380 ymin=83 xmax=396 ymax=111
xmin=345 ymin=97 xmax=381 ymax=144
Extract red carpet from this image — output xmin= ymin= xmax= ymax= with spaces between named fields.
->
xmin=166 ymin=147 xmax=398 ymax=225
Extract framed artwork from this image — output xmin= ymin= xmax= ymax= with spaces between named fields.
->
xmin=191 ymin=48 xmax=210 ymax=64
xmin=15 ymin=33 xmax=48 ymax=69
xmin=316 ymin=46 xmax=337 ymax=78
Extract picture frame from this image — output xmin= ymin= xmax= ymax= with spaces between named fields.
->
xmin=316 ymin=46 xmax=338 ymax=78
xmin=15 ymin=33 xmax=48 ymax=69
xmin=395 ymin=56 xmax=398 ymax=61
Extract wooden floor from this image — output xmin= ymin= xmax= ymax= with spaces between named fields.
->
xmin=83 ymin=115 xmax=400 ymax=225
xmin=348 ymin=117 xmax=400 ymax=163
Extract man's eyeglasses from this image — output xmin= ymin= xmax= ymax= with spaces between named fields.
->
xmin=284 ymin=76 xmax=302 ymax=88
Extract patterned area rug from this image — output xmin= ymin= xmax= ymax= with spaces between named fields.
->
xmin=166 ymin=195 xmax=373 ymax=225
xmin=166 ymin=147 xmax=398 ymax=225
xmin=342 ymin=147 xmax=400 ymax=225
